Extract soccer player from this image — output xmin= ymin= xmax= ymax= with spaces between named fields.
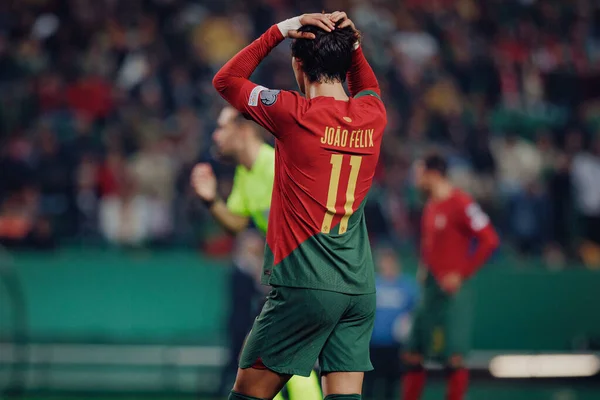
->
xmin=191 ymin=106 xmax=322 ymax=400
xmin=402 ymin=153 xmax=500 ymax=400
xmin=212 ymin=10 xmax=386 ymax=400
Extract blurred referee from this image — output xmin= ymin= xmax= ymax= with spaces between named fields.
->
xmin=191 ymin=106 xmax=322 ymax=400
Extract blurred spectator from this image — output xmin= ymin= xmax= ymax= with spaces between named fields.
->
xmin=507 ymin=182 xmax=548 ymax=256
xmin=547 ymin=154 xmax=574 ymax=254
xmin=364 ymin=248 xmax=418 ymax=400
xmin=75 ymin=154 xmax=100 ymax=237
xmin=34 ymin=124 xmax=73 ymax=234
xmin=492 ymin=133 xmax=543 ymax=196
xmin=571 ymin=136 xmax=600 ymax=246
xmin=0 ymin=0 xmax=598 ymax=263
xmin=0 ymin=188 xmax=55 ymax=250
xmin=99 ymin=171 xmax=150 ymax=246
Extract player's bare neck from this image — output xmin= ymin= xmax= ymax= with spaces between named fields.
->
xmin=431 ymin=180 xmax=454 ymax=202
xmin=238 ymin=138 xmax=263 ymax=170
xmin=306 ymin=81 xmax=349 ymax=102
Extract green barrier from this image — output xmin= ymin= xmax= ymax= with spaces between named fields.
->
xmin=4 ymin=248 xmax=229 ymax=344
xmin=2 ymin=248 xmax=600 ymax=350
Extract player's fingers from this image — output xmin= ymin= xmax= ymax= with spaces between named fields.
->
xmin=299 ymin=31 xmax=316 ymax=39
xmin=288 ymin=30 xmax=316 ymax=39
xmin=314 ymin=17 xmax=334 ymax=32
xmin=338 ymin=19 xmax=354 ymax=29
xmin=330 ymin=11 xmax=347 ymax=23
xmin=315 ymin=15 xmax=335 ymax=30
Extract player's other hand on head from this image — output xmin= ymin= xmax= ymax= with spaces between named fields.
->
xmin=287 ymin=13 xmax=335 ymax=39
xmin=328 ymin=11 xmax=360 ymax=41
xmin=441 ymin=272 xmax=462 ymax=294
xmin=191 ymin=163 xmax=217 ymax=202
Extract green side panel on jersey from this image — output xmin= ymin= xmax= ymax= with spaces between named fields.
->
xmin=262 ymin=198 xmax=375 ymax=295
xmin=354 ymin=90 xmax=381 ymax=100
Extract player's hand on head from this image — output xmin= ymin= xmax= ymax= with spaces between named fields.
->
xmin=300 ymin=13 xmax=336 ymax=31
xmin=190 ymin=163 xmax=217 ymax=202
xmin=288 ymin=13 xmax=336 ymax=39
xmin=328 ymin=11 xmax=360 ymax=41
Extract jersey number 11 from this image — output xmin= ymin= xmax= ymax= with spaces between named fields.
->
xmin=321 ymin=154 xmax=362 ymax=235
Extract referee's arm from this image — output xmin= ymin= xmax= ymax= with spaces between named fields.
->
xmin=207 ymin=199 xmax=250 ymax=235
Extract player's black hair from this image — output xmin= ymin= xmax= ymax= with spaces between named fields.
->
xmin=291 ymin=24 xmax=356 ymax=84
xmin=423 ymin=153 xmax=448 ymax=176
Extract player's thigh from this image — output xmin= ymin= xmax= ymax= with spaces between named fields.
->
xmin=322 ymin=372 xmax=365 ymax=397
xmin=319 ymin=292 xmax=375 ymax=375
xmin=404 ymin=304 xmax=428 ymax=361
xmin=240 ymin=286 xmax=346 ymax=377
xmin=443 ymin=285 xmax=474 ymax=364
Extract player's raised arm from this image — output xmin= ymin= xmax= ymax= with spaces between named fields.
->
xmin=213 ymin=14 xmax=335 ymax=135
xmin=329 ymin=12 xmax=380 ymax=98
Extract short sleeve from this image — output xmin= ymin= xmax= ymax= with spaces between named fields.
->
xmin=237 ymin=81 xmax=302 ymax=138
xmin=226 ymin=171 xmax=250 ymax=217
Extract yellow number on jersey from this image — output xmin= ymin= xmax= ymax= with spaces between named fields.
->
xmin=321 ymin=155 xmax=362 ymax=234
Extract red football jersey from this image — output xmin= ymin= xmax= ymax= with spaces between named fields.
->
xmin=213 ymin=25 xmax=387 ymax=293
xmin=421 ymin=189 xmax=499 ymax=283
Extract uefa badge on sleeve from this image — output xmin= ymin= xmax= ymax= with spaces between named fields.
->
xmin=260 ymin=89 xmax=281 ymax=106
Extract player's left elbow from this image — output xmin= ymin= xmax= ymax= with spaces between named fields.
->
xmin=212 ymin=71 xmax=226 ymax=94
xmin=484 ymin=230 xmax=500 ymax=251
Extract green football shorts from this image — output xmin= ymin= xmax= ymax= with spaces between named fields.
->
xmin=405 ymin=274 xmax=473 ymax=362
xmin=239 ymin=285 xmax=376 ymax=377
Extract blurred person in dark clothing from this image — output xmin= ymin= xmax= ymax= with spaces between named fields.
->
xmin=507 ymin=182 xmax=548 ymax=256
xmin=547 ymin=154 xmax=573 ymax=255
xmin=364 ymin=248 xmax=418 ymax=400
xmin=217 ymin=229 xmax=264 ymax=397
xmin=75 ymin=153 xmax=101 ymax=238
xmin=0 ymin=137 xmax=36 ymax=200
xmin=35 ymin=126 xmax=73 ymax=232
xmin=66 ymin=113 xmax=103 ymax=166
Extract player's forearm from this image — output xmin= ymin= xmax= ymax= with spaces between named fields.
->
xmin=212 ymin=25 xmax=284 ymax=108
xmin=209 ymin=200 xmax=250 ymax=234
xmin=464 ymin=228 xmax=500 ymax=278
xmin=346 ymin=46 xmax=380 ymax=97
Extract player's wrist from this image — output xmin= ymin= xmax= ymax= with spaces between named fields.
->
xmin=202 ymin=195 xmax=221 ymax=210
xmin=276 ymin=16 xmax=302 ymax=38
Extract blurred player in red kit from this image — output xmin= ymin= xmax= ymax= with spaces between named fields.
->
xmin=402 ymin=153 xmax=500 ymax=400
xmin=213 ymin=10 xmax=386 ymax=400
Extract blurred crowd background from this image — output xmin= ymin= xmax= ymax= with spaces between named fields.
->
xmin=1 ymin=0 xmax=600 ymax=268
xmin=1 ymin=1 xmax=600 ymax=398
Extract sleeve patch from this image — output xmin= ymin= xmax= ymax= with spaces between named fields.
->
xmin=465 ymin=203 xmax=489 ymax=231
xmin=260 ymin=89 xmax=281 ymax=106
xmin=248 ymin=85 xmax=267 ymax=106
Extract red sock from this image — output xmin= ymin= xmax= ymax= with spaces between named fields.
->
xmin=446 ymin=368 xmax=469 ymax=400
xmin=402 ymin=370 xmax=426 ymax=400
